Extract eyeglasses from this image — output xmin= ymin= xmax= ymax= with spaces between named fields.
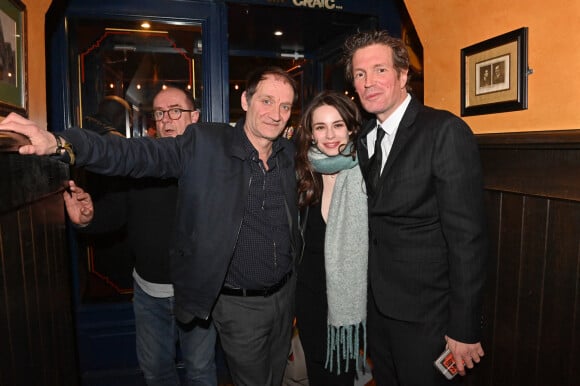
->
xmin=152 ymin=108 xmax=193 ymax=121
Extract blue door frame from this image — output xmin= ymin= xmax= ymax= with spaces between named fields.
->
xmin=47 ymin=1 xmax=227 ymax=381
xmin=45 ymin=0 xmax=404 ymax=382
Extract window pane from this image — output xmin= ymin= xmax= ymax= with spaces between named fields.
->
xmin=72 ymin=19 xmax=203 ymax=138
xmin=69 ymin=18 xmax=203 ymax=303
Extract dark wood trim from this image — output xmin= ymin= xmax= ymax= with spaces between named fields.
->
xmin=0 ymin=153 xmax=77 ymax=385
xmin=477 ymin=129 xmax=580 ymax=148
xmin=467 ymin=130 xmax=580 ymax=386
xmin=0 ymin=148 xmax=69 ymax=214
xmin=477 ymin=130 xmax=580 ymax=202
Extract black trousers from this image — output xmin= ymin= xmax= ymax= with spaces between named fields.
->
xmin=213 ymin=275 xmax=296 ymax=386
xmin=367 ymin=291 xmax=454 ymax=386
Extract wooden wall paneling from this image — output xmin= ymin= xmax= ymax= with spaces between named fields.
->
xmin=31 ymin=202 xmax=53 ymax=383
xmin=570 ymin=237 xmax=580 ymax=386
xmin=17 ymin=205 xmax=41 ymax=385
xmin=43 ymin=195 xmax=77 ymax=385
xmin=538 ymin=200 xmax=580 ymax=385
xmin=476 ymin=130 xmax=580 ymax=386
xmin=0 ymin=149 xmax=77 ymax=386
xmin=0 ymin=196 xmax=77 ymax=386
xmin=477 ymin=130 xmax=580 ymax=203
xmin=476 ymin=193 xmax=580 ymax=386
xmin=1 ymin=208 xmax=30 ymax=384
xmin=44 ymin=198 xmax=78 ymax=384
xmin=480 ymin=148 xmax=580 ymax=202
xmin=514 ymin=196 xmax=548 ymax=385
xmin=491 ymin=192 xmax=525 ymax=384
xmin=0 ymin=210 xmax=19 ymax=386
xmin=30 ymin=196 xmax=74 ymax=384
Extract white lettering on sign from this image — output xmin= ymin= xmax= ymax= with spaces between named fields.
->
xmin=292 ymin=0 xmax=341 ymax=11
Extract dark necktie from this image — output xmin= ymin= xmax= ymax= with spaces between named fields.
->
xmin=367 ymin=126 xmax=385 ymax=196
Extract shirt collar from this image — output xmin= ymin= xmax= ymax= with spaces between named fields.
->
xmin=240 ymin=126 xmax=284 ymax=161
xmin=377 ymin=94 xmax=412 ymax=136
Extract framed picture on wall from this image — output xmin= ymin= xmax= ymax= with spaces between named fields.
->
xmin=0 ymin=0 xmax=27 ymax=117
xmin=460 ymin=27 xmax=528 ymax=116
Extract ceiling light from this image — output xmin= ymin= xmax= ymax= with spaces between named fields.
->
xmin=274 ymin=30 xmax=283 ymax=37
xmin=280 ymin=51 xmax=304 ymax=60
xmin=113 ymin=44 xmax=137 ymax=51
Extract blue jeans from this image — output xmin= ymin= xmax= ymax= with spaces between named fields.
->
xmin=133 ymin=281 xmax=217 ymax=386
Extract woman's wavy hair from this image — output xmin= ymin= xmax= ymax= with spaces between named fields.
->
xmin=295 ymin=90 xmax=362 ymax=209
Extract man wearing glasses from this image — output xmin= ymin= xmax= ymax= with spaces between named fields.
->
xmin=152 ymin=88 xmax=199 ymax=138
xmin=68 ymin=86 xmax=218 ymax=386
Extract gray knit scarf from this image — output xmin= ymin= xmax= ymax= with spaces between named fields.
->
xmin=308 ymin=145 xmax=368 ymax=374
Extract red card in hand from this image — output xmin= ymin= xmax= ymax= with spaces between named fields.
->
xmin=434 ymin=348 xmax=458 ymax=380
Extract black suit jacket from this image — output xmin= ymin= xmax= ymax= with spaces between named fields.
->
xmin=358 ymin=97 xmax=488 ymax=343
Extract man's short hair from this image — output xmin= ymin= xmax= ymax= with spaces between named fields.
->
xmin=342 ymin=30 xmax=411 ymax=90
xmin=153 ymin=84 xmax=196 ymax=110
xmin=244 ymin=66 xmax=298 ymax=105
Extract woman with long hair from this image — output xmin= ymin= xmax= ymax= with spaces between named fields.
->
xmin=294 ymin=90 xmax=367 ymax=385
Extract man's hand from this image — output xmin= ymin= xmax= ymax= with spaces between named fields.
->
xmin=445 ymin=335 xmax=484 ymax=376
xmin=63 ymin=181 xmax=94 ymax=227
xmin=0 ymin=112 xmax=58 ymax=155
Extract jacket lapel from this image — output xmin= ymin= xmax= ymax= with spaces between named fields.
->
xmin=358 ymin=119 xmax=376 ymax=171
xmin=379 ymin=97 xmax=420 ymax=180
xmin=364 ymin=97 xmax=420 ymax=205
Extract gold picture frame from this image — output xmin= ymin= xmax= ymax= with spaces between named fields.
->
xmin=461 ymin=27 xmax=528 ymax=116
xmin=0 ymin=0 xmax=26 ymax=117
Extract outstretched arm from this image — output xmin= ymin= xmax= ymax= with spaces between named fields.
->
xmin=63 ymin=180 xmax=94 ymax=226
xmin=0 ymin=113 xmax=61 ymax=156
xmin=2 ymin=112 xmax=185 ymax=178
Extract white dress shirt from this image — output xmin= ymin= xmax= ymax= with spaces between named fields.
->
xmin=366 ymin=94 xmax=412 ymax=173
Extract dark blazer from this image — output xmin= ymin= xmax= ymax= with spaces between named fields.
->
xmin=62 ymin=120 xmax=300 ymax=324
xmin=358 ymin=97 xmax=488 ymax=343
xmin=81 ymin=176 xmax=178 ymax=285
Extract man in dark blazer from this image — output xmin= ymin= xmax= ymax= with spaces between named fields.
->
xmin=0 ymin=67 xmax=301 ymax=386
xmin=342 ymin=30 xmax=488 ymax=385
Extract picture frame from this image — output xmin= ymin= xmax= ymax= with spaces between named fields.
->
xmin=0 ymin=0 xmax=27 ymax=117
xmin=460 ymin=27 xmax=528 ymax=116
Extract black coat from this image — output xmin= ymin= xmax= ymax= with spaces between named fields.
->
xmin=358 ymin=97 xmax=488 ymax=343
xmin=81 ymin=175 xmax=177 ymax=285
xmin=62 ymin=120 xmax=300 ymax=323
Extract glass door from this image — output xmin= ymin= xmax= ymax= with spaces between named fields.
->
xmin=67 ymin=17 xmax=205 ymax=384
xmin=46 ymin=0 xmax=225 ymax=383
xmin=226 ymin=3 xmax=377 ymax=124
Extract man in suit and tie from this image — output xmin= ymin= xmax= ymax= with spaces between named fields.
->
xmin=342 ymin=30 xmax=488 ymax=385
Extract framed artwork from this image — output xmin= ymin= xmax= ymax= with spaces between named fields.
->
xmin=0 ymin=0 xmax=26 ymax=117
xmin=460 ymin=27 xmax=528 ymax=116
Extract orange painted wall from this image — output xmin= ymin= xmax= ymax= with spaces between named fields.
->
xmin=19 ymin=0 xmax=580 ymax=134
xmin=22 ymin=0 xmax=51 ymax=127
xmin=404 ymin=0 xmax=580 ymax=133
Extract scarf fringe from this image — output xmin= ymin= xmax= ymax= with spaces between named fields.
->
xmin=325 ymin=321 xmax=367 ymax=375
